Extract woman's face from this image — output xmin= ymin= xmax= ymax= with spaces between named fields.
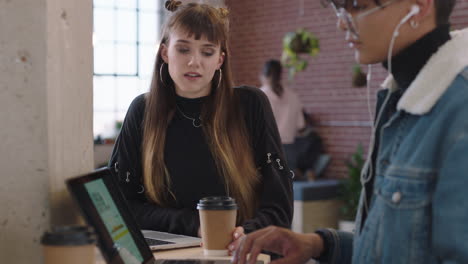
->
xmin=161 ymin=28 xmax=225 ymax=98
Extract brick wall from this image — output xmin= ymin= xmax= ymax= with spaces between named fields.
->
xmin=226 ymin=0 xmax=468 ymax=179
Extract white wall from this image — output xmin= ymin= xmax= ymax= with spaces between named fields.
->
xmin=0 ymin=0 xmax=93 ymax=262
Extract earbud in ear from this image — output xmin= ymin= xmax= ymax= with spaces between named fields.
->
xmin=393 ymin=5 xmax=421 ymax=37
xmin=398 ymin=4 xmax=420 ymax=28
xmin=409 ymin=5 xmax=420 ymax=16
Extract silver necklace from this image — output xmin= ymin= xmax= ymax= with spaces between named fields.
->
xmin=176 ymin=105 xmax=202 ymax=128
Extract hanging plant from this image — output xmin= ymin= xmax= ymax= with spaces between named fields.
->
xmin=352 ymin=64 xmax=367 ymax=88
xmin=281 ymin=28 xmax=319 ymax=79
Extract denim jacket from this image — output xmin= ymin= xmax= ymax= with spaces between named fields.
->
xmin=320 ymin=28 xmax=468 ymax=264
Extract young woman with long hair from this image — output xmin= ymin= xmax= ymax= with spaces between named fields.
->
xmin=260 ymin=59 xmax=305 ymax=146
xmin=109 ymin=1 xmax=293 ymax=253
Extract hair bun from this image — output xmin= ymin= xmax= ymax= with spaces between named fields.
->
xmin=165 ymin=0 xmax=182 ymax=12
xmin=218 ymin=7 xmax=229 ymax=18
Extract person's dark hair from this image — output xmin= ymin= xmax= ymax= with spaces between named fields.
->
xmin=325 ymin=0 xmax=456 ymax=25
xmin=434 ymin=0 xmax=456 ymax=25
xmin=262 ymin=59 xmax=284 ymax=97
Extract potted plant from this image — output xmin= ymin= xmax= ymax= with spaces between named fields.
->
xmin=352 ymin=64 xmax=367 ymax=88
xmin=281 ymin=28 xmax=320 ymax=79
xmin=338 ymin=144 xmax=364 ymax=232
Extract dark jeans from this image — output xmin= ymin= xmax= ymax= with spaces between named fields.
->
xmin=282 ymin=143 xmax=298 ymax=170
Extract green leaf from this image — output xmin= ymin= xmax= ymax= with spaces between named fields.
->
xmin=281 ymin=28 xmax=320 ymax=80
xmin=297 ymin=60 xmax=307 ymax=71
xmin=339 ymin=143 xmax=365 ymax=220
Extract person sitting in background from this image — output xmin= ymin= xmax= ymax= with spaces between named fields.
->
xmin=294 ymin=112 xmax=324 ymax=180
xmin=260 ymin=59 xmax=306 ymax=171
xmin=108 ymin=1 xmax=293 ymax=255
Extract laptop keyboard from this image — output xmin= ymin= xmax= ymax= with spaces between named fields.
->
xmin=145 ymin=238 xmax=175 ymax=246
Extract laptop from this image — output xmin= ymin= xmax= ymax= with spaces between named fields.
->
xmin=66 ymin=168 xmax=202 ymax=264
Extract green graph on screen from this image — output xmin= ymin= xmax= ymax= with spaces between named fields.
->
xmin=85 ymin=179 xmax=143 ymax=263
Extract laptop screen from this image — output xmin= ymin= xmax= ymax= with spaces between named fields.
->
xmin=67 ymin=168 xmax=154 ymax=264
xmin=85 ymin=178 xmax=144 ymax=262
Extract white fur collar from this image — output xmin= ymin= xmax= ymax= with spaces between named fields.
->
xmin=380 ymin=27 xmax=468 ymax=115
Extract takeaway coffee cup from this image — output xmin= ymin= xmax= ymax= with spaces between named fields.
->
xmin=197 ymin=196 xmax=237 ymax=256
xmin=41 ymin=225 xmax=96 ymax=264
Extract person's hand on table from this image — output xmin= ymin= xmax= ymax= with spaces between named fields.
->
xmin=232 ymin=226 xmax=324 ymax=264
xmin=228 ymin=226 xmax=245 ymax=256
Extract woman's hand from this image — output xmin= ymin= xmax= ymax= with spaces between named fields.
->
xmin=228 ymin=226 xmax=246 ymax=255
xmin=232 ymin=226 xmax=324 ymax=264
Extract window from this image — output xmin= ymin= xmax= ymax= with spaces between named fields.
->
xmin=93 ymin=0 xmax=165 ymax=138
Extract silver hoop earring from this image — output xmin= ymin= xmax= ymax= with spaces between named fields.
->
xmin=160 ymin=62 xmax=167 ymax=87
xmin=216 ymin=68 xmax=222 ymax=89
xmin=410 ymin=20 xmax=419 ymax=29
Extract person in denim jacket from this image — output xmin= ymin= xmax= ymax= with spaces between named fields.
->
xmin=232 ymin=0 xmax=468 ymax=263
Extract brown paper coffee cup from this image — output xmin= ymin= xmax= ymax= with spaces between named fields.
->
xmin=197 ymin=196 xmax=237 ymax=256
xmin=41 ymin=226 xmax=96 ymax=264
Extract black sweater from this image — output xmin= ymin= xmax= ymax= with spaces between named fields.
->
xmin=108 ymin=86 xmax=293 ymax=237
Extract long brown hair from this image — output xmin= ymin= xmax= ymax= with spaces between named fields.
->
xmin=142 ymin=3 xmax=259 ymax=223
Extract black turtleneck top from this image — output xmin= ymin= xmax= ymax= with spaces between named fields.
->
xmin=109 ymin=86 xmax=293 ymax=237
xmin=362 ymin=25 xmax=451 ymax=224
xmin=383 ymin=24 xmax=451 ymax=89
